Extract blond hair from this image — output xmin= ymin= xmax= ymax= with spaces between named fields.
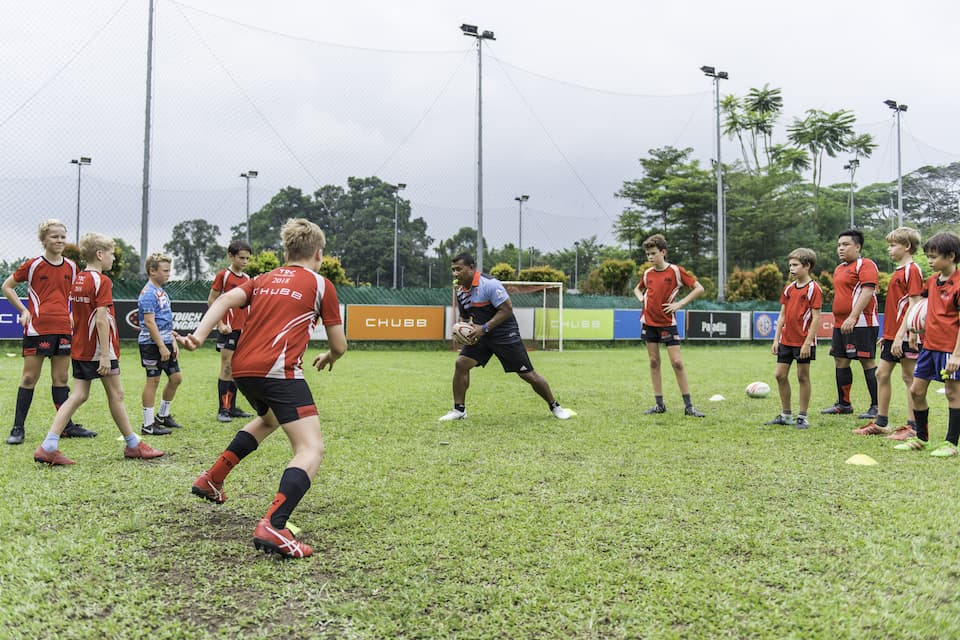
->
xmin=38 ymin=219 xmax=67 ymax=242
xmin=787 ymin=247 xmax=817 ymax=271
xmin=885 ymin=226 xmax=921 ymax=255
xmin=281 ymin=218 xmax=326 ymax=261
xmin=145 ymin=252 xmax=172 ymax=273
xmin=78 ymin=232 xmax=115 ymax=262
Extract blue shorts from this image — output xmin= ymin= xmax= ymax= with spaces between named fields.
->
xmin=914 ymin=349 xmax=960 ymax=382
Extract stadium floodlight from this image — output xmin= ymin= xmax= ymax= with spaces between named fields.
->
xmin=701 ymin=64 xmax=729 ymax=300
xmin=461 ymin=23 xmax=496 ymax=272
xmin=843 ymin=159 xmax=860 ymax=227
xmin=392 ymin=183 xmax=406 ymax=289
xmin=885 ymin=99 xmax=908 ymax=226
xmin=515 ymin=195 xmax=529 ymax=274
xmin=70 ymin=157 xmax=92 ymax=245
xmin=574 ymin=241 xmax=580 ymax=291
xmin=240 ymin=171 xmax=258 ymax=244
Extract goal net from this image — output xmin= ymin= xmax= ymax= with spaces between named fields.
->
xmin=501 ymin=281 xmax=564 ymax=351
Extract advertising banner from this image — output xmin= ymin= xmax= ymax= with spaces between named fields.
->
xmin=752 ymin=311 xmax=779 ymax=340
xmin=817 ymin=312 xmax=834 ymax=339
xmin=115 ymin=300 xmax=209 ymax=341
xmin=613 ymin=309 xmax=686 ymax=340
xmin=535 ymin=308 xmax=614 ymax=340
xmin=685 ymin=310 xmax=749 ymax=340
xmin=0 ymin=299 xmax=24 ymax=339
xmin=346 ymin=305 xmax=445 ymax=340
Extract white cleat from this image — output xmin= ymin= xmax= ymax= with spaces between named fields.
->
xmin=438 ymin=409 xmax=467 ymax=422
xmin=551 ymin=406 xmax=573 ymax=420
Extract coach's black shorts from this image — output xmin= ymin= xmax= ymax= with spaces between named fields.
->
xmin=22 ymin=334 xmax=71 ymax=358
xmin=880 ymin=338 xmax=919 ymax=364
xmin=776 ymin=343 xmax=816 ymax=365
xmin=72 ymin=359 xmax=120 ymax=380
xmin=641 ymin=324 xmax=681 ymax=347
xmin=829 ymin=326 xmax=878 ymax=360
xmin=216 ymin=329 xmax=241 ymax=352
xmin=139 ymin=343 xmax=181 ymax=378
xmin=460 ymin=339 xmax=535 ymax=374
xmin=235 ymin=377 xmax=318 ymax=424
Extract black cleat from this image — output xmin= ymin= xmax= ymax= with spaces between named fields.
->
xmin=62 ymin=423 xmax=98 ymax=438
xmin=155 ymin=414 xmax=182 ymax=429
xmin=142 ymin=422 xmax=172 ymax=436
xmin=6 ymin=426 xmax=25 ymax=445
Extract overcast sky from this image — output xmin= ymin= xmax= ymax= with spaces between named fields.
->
xmin=2 ymin=0 xmax=958 ymax=267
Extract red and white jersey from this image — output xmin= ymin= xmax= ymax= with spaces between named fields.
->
xmin=832 ymin=257 xmax=879 ymax=327
xmin=70 ymin=270 xmax=119 ymax=362
xmin=12 ymin=256 xmax=77 ymax=336
xmin=779 ymin=280 xmax=823 ymax=347
xmin=211 ymin=268 xmax=251 ymax=331
xmin=883 ymin=261 xmax=924 ymax=341
xmin=231 ymin=266 xmax=341 ymax=379
xmin=639 ymin=263 xmax=697 ymax=328
xmin=920 ymin=273 xmax=960 ymax=353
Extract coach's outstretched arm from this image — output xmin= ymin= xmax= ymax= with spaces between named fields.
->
xmin=177 ymin=287 xmax=248 ymax=351
xmin=314 ymin=324 xmax=347 ymax=372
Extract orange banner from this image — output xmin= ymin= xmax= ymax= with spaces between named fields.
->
xmin=817 ymin=312 xmax=835 ymax=339
xmin=346 ymin=305 xmax=445 ymax=340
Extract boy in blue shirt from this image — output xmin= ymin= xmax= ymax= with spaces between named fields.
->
xmin=138 ymin=253 xmax=182 ymax=435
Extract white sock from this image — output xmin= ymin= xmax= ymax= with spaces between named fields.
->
xmin=143 ymin=407 xmax=154 ymax=426
xmin=158 ymin=400 xmax=171 ymax=418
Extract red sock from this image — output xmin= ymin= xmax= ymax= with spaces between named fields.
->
xmin=209 ymin=451 xmax=240 ymax=483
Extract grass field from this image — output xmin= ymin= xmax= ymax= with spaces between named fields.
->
xmin=2 ymin=343 xmax=959 ymax=639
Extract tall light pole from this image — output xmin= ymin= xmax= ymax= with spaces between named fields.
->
xmin=392 ymin=183 xmax=406 ymax=289
xmin=701 ymin=65 xmax=729 ymax=301
xmin=70 ymin=157 xmax=92 ymax=245
xmin=884 ymin=99 xmax=908 ymax=227
xmin=461 ymin=23 xmax=495 ymax=272
xmin=843 ymin=159 xmax=859 ymax=228
xmin=240 ymin=171 xmax=258 ymax=244
xmin=574 ymin=241 xmax=580 ymax=291
xmin=515 ymin=194 xmax=529 ymax=274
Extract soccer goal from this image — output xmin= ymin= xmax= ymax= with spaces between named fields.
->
xmin=500 ymin=281 xmax=564 ymax=351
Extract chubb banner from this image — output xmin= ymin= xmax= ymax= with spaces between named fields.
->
xmin=346 ymin=305 xmax=445 ymax=340
xmin=534 ymin=308 xmax=614 ymax=340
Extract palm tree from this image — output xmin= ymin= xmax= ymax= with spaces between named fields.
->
xmin=786 ymin=109 xmax=856 ymax=198
xmin=743 ymin=84 xmax=783 ymax=167
xmin=720 ymin=95 xmax=752 ymax=171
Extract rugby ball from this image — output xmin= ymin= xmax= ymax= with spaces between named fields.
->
xmin=745 ymin=381 xmax=771 ymax=398
xmin=452 ymin=322 xmax=477 ymax=345
xmin=906 ymin=299 xmax=927 ymax=336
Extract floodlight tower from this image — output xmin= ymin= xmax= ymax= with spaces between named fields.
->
xmin=884 ymin=99 xmax=908 ymax=226
xmin=701 ymin=65 xmax=729 ymax=301
xmin=461 ymin=23 xmax=495 ymax=272
xmin=843 ymin=159 xmax=859 ymax=228
xmin=392 ymin=182 xmax=406 ymax=289
xmin=515 ymin=194 xmax=529 ymax=274
xmin=70 ymin=157 xmax=92 ymax=245
xmin=240 ymin=171 xmax=258 ymax=244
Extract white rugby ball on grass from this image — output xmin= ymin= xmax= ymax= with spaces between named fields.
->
xmin=452 ymin=322 xmax=478 ymax=345
xmin=745 ymin=381 xmax=771 ymax=398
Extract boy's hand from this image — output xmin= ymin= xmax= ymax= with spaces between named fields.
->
xmin=97 ymin=354 xmax=112 ymax=376
xmin=159 ymin=344 xmax=171 ymax=361
xmin=799 ymin=343 xmax=811 ymax=360
xmin=176 ymin=333 xmax=201 ymax=351
xmin=840 ymin=317 xmax=855 ymax=334
xmin=891 ymin=340 xmax=903 ymax=358
xmin=18 ymin=310 xmax=31 ymax=328
xmin=217 ymin=321 xmax=232 ymax=335
xmin=313 ymin=351 xmax=337 ymax=371
xmin=771 ymin=341 xmax=778 ymax=356
xmin=171 ymin=333 xmax=180 ymax=358
xmin=662 ymin=302 xmax=680 ymax=314
xmin=908 ymin=333 xmax=919 ymax=351
xmin=947 ymin=354 xmax=960 ymax=375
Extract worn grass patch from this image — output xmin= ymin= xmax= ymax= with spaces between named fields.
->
xmin=1 ymin=344 xmax=959 ymax=638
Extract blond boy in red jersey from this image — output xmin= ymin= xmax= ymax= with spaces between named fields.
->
xmin=765 ymin=249 xmax=822 ymax=430
xmin=633 ymin=234 xmax=705 ymax=417
xmin=179 ymin=219 xmax=346 ymax=559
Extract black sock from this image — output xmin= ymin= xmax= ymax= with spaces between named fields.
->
xmin=914 ymin=408 xmax=929 ymax=442
xmin=454 ymin=403 xmax=465 ymax=413
xmin=266 ymin=467 xmax=311 ymax=530
xmin=229 ymin=381 xmax=239 ymax=410
xmin=682 ymin=394 xmax=692 ymax=408
xmin=51 ymin=386 xmax=77 ymax=429
xmin=876 ymin=415 xmax=889 ymax=428
xmin=227 ymin=430 xmax=259 ymax=460
xmin=218 ymin=379 xmax=231 ymax=412
xmin=863 ymin=367 xmax=878 ymax=406
xmin=908 ymin=419 xmax=917 ymax=428
xmin=655 ymin=395 xmax=664 ymax=408
xmin=947 ymin=408 xmax=960 ymax=446
xmin=13 ymin=387 xmax=34 ymax=427
xmin=549 ymin=400 xmax=560 ymax=409
xmin=836 ymin=368 xmax=853 ymax=405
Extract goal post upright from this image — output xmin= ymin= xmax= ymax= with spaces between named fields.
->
xmin=500 ymin=281 xmax=564 ymax=352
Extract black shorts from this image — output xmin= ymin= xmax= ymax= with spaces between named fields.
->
xmin=22 ymin=334 xmax=72 ymax=358
xmin=235 ymin=377 xmax=317 ymax=424
xmin=139 ymin=343 xmax=181 ymax=378
xmin=776 ymin=343 xmax=816 ymax=365
xmin=216 ymin=329 xmax=241 ymax=352
xmin=879 ymin=338 xmax=920 ymax=364
xmin=459 ymin=339 xmax=535 ymax=374
xmin=72 ymin=359 xmax=120 ymax=380
xmin=641 ymin=324 xmax=681 ymax=347
xmin=829 ymin=327 xmax=878 ymax=360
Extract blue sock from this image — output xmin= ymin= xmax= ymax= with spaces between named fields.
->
xmin=124 ymin=433 xmax=140 ymax=448
xmin=42 ymin=432 xmax=60 ymax=453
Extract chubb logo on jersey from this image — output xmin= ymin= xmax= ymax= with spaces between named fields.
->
xmin=253 ymin=286 xmax=304 ymax=300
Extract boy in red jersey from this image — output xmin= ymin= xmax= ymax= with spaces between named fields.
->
xmin=207 ymin=240 xmax=254 ymax=422
xmin=33 ymin=233 xmax=163 ymax=465
xmin=765 ymin=248 xmax=822 ymax=430
xmin=179 ymin=219 xmax=346 ymax=559
xmin=821 ymin=229 xmax=881 ymax=418
xmin=854 ymin=227 xmax=924 ymax=437
xmin=894 ymin=232 xmax=960 ymax=457
xmin=633 ymin=234 xmax=705 ymax=417
xmin=3 ymin=219 xmax=97 ymax=445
